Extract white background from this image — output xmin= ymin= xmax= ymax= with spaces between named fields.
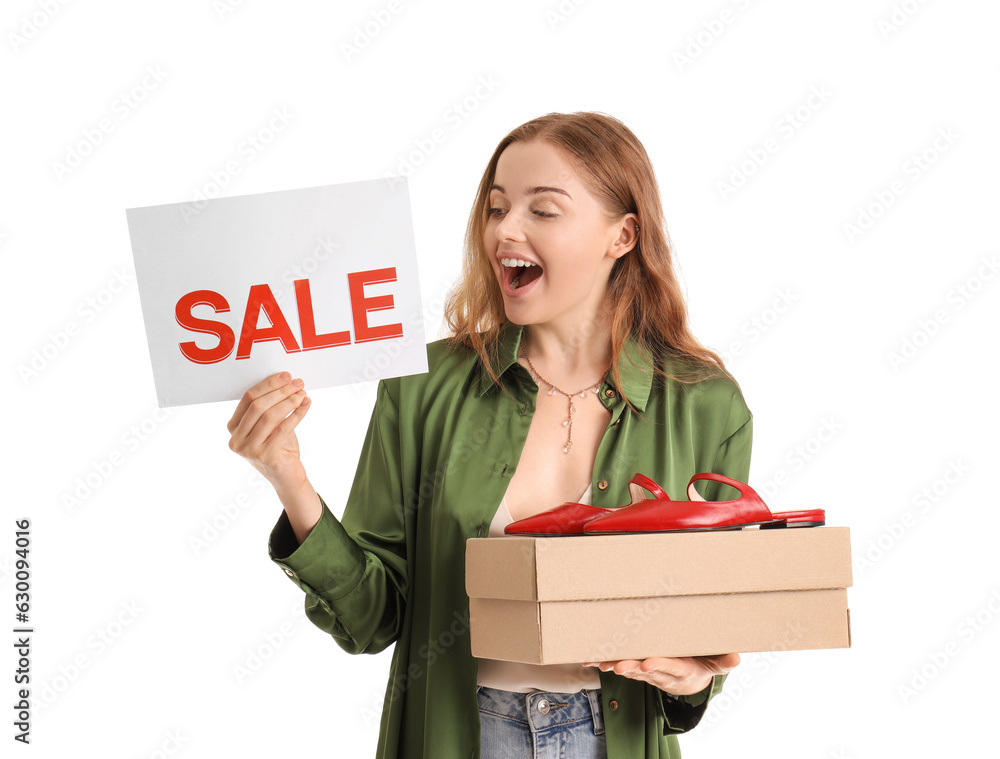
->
xmin=3 ymin=1 xmax=998 ymax=757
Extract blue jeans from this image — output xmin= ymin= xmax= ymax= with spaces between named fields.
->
xmin=477 ymin=685 xmax=608 ymax=759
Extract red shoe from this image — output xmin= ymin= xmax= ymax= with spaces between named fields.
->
xmin=504 ymin=473 xmax=674 ymax=536
xmin=584 ymin=472 xmax=819 ymax=533
xmin=760 ymin=510 xmax=826 ymax=528
xmin=686 ymin=474 xmax=825 ymax=528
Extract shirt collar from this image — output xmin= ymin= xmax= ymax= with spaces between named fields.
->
xmin=474 ymin=322 xmax=654 ymax=412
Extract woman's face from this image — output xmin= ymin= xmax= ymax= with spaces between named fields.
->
xmin=483 ymin=140 xmax=634 ymax=331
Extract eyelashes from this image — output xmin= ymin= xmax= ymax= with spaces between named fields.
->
xmin=486 ymin=208 xmax=556 ymax=219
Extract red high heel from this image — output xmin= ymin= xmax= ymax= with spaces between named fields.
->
xmin=504 ymin=473 xmax=673 ymax=536
xmin=583 ymin=472 xmax=823 ymax=533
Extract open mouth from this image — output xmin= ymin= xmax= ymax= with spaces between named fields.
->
xmin=501 ymin=257 xmax=543 ymax=291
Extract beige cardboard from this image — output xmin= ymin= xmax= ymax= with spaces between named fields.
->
xmin=466 ymin=526 xmax=853 ymax=664
xmin=466 ymin=526 xmax=852 ymax=601
xmin=470 ymin=589 xmax=850 ymax=664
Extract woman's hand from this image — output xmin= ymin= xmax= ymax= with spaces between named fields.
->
xmin=227 ymin=371 xmax=311 ymax=493
xmin=582 ymin=653 xmax=740 ymax=696
xmin=228 ymin=371 xmax=322 ymax=544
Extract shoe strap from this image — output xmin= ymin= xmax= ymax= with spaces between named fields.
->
xmin=628 ymin=473 xmax=668 ymax=503
xmin=686 ymin=472 xmax=767 ymax=510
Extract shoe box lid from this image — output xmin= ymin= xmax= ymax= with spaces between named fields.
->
xmin=466 ymin=526 xmax=852 ymax=602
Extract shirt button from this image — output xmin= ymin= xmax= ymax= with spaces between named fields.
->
xmin=609 ymin=699 xmax=619 ymax=711
xmin=612 ymin=418 xmax=621 ymax=426
xmin=604 ymin=389 xmax=616 ymax=399
xmin=537 ymin=698 xmax=550 ymax=714
xmin=597 ymin=480 xmax=609 ymax=491
xmin=283 ymin=568 xmax=295 ymax=577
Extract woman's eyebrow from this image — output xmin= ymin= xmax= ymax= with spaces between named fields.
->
xmin=490 ymin=184 xmax=572 ymax=200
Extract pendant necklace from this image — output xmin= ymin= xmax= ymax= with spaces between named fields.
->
xmin=519 ymin=343 xmax=609 ymax=454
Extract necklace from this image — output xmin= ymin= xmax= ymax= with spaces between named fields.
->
xmin=519 ymin=343 xmax=609 ymax=454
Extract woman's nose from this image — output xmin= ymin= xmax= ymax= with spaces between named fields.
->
xmin=494 ymin=209 xmax=525 ymax=241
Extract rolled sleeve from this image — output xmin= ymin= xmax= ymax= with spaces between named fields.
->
xmin=657 ymin=673 xmax=727 ymax=734
xmin=266 ymin=379 xmax=410 ymax=656
xmin=268 ymin=496 xmax=367 ymax=602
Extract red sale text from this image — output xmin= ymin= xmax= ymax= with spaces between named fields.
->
xmin=174 ymin=268 xmax=403 ymax=363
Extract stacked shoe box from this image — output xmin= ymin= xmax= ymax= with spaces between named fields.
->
xmin=465 ymin=527 xmax=852 ymax=664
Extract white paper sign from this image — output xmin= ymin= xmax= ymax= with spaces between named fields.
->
xmin=126 ymin=179 xmax=427 ymax=407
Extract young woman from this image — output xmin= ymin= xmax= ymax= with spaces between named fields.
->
xmin=227 ymin=112 xmax=749 ymax=759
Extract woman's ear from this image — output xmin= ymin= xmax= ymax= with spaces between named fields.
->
xmin=610 ymin=213 xmax=640 ymax=259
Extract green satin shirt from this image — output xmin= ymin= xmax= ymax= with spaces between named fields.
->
xmin=268 ymin=321 xmax=753 ymax=759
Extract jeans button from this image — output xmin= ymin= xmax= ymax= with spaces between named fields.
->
xmin=537 ymin=698 xmax=550 ymax=714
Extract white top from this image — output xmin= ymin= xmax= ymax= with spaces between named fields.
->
xmin=474 ymin=482 xmax=601 ymax=693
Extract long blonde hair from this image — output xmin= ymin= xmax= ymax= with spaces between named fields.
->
xmin=444 ymin=111 xmax=731 ymax=410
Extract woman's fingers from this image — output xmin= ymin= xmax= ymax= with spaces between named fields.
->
xmin=637 ymin=657 xmax=689 ymax=678
xmin=229 ymin=374 xmax=304 ymax=445
xmin=227 ymin=371 xmax=312 ymax=475
xmin=276 ymin=395 xmax=311 ymax=437
xmin=243 ymin=389 xmax=308 ymax=450
xmin=585 ymin=654 xmax=742 ymax=696
xmin=227 ymin=371 xmax=298 ymax=435
xmin=697 ymin=653 xmax=741 ymax=672
xmin=635 ymin=655 xmax=739 ymax=678
xmin=226 ymin=372 xmax=314 ymax=495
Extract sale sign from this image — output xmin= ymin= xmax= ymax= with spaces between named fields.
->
xmin=125 ymin=179 xmax=427 ymax=407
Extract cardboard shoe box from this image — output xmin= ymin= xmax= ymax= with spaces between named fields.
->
xmin=465 ymin=526 xmax=852 ymax=665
